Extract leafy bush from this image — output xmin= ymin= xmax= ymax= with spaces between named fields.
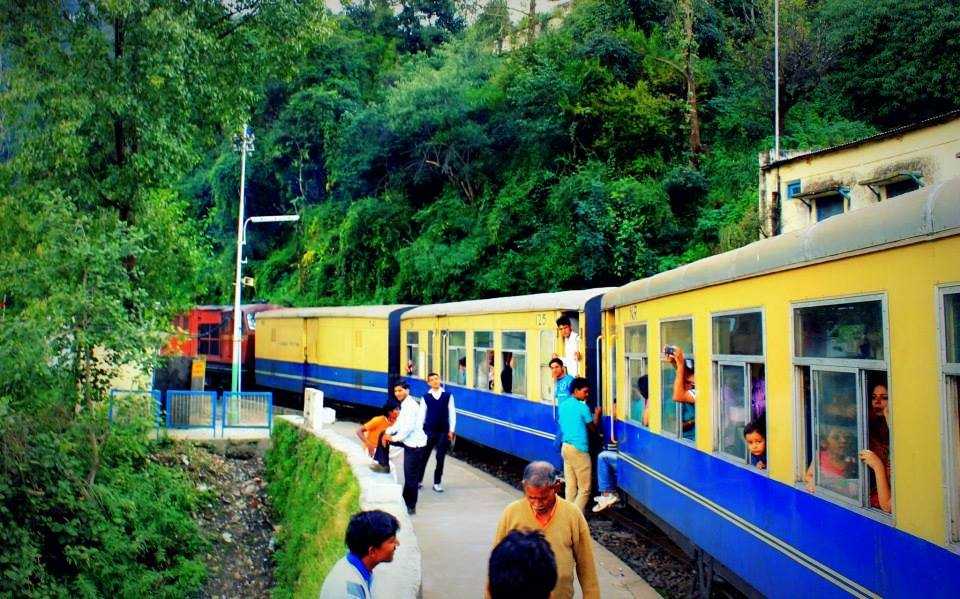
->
xmin=266 ymin=420 xmax=361 ymax=599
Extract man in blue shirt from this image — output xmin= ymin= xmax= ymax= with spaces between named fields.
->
xmin=550 ymin=357 xmax=574 ymax=404
xmin=320 ymin=510 xmax=400 ymax=599
xmin=558 ymin=377 xmax=600 ymax=513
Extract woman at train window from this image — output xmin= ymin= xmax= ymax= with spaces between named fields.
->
xmin=867 ymin=380 xmax=891 ymax=512
xmin=502 ymin=352 xmax=514 ymax=394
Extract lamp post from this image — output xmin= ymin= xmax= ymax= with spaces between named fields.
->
xmin=230 ymin=124 xmax=300 ymax=393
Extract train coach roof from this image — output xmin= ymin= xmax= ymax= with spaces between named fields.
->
xmin=259 ymin=305 xmax=414 ymax=319
xmin=401 ymin=288 xmax=613 ymax=318
xmin=603 ymin=177 xmax=960 ymax=310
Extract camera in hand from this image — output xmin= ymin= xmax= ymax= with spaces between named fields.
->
xmin=664 ymin=345 xmax=677 ymax=356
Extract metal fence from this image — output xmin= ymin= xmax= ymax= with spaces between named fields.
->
xmin=109 ymin=390 xmax=163 ymax=428
xmin=222 ymin=391 xmax=273 ymax=429
xmin=165 ymin=390 xmax=217 ymax=430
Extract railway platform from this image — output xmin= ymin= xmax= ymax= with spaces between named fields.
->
xmin=327 ymin=419 xmax=660 ymax=598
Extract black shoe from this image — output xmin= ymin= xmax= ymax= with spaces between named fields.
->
xmin=407 ymin=506 xmax=416 ymax=515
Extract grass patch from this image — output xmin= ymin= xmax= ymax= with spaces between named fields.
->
xmin=265 ymin=420 xmax=361 ymax=599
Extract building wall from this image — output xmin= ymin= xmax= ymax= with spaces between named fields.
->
xmin=760 ymin=117 xmax=960 ymax=235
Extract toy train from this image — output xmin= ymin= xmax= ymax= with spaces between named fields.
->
xmin=250 ymin=180 xmax=960 ymax=596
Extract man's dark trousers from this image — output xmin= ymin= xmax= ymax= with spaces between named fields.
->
xmin=373 ymin=432 xmax=390 ymax=469
xmin=402 ymin=445 xmax=426 ymax=510
xmin=419 ymin=432 xmax=450 ymax=486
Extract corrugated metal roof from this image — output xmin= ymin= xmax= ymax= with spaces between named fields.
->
xmin=259 ymin=305 xmax=414 ymax=320
xmin=402 ymin=289 xmax=614 ymax=319
xmin=603 ymin=177 xmax=960 ymax=309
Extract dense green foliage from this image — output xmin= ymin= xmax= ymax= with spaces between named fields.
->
xmin=266 ymin=420 xmax=361 ymax=599
xmin=188 ymin=0 xmax=958 ymax=307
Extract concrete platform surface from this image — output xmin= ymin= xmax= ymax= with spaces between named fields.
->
xmin=329 ymin=420 xmax=660 ymax=599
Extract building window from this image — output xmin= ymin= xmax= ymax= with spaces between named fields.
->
xmin=474 ymin=331 xmax=494 ymax=391
xmin=660 ymin=319 xmax=695 ymax=441
xmin=198 ymin=323 xmax=221 ymax=356
xmin=884 ymin=177 xmax=921 ymax=199
xmin=445 ymin=331 xmax=467 ymax=386
xmin=539 ymin=330 xmax=556 ymax=403
xmin=406 ymin=331 xmax=420 ymax=377
xmin=794 ymin=297 xmax=891 ymax=513
xmin=624 ymin=324 xmax=649 ymax=425
xmin=501 ymin=331 xmax=527 ymax=398
xmin=815 ymin=194 xmax=845 ymax=222
xmin=713 ymin=311 xmax=766 ymax=466
xmin=940 ymin=287 xmax=960 ymax=542
xmin=786 ymin=180 xmax=801 ymax=199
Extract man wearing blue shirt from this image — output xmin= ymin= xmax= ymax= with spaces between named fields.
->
xmin=550 ymin=357 xmax=574 ymax=405
xmin=320 ymin=510 xmax=400 ymax=599
xmin=558 ymin=377 xmax=600 ymax=513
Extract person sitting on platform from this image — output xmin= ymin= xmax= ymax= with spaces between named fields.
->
xmin=357 ymin=400 xmax=400 ymax=459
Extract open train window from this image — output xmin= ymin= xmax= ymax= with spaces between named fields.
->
xmin=939 ymin=286 xmax=960 ymax=543
xmin=793 ymin=296 xmax=892 ymax=514
xmin=624 ymin=324 xmax=648 ymax=426
xmin=501 ymin=331 xmax=527 ymax=398
xmin=712 ymin=310 xmax=766 ymax=467
xmin=198 ymin=323 xmax=221 ymax=356
xmin=406 ymin=331 xmax=420 ymax=377
xmin=539 ymin=330 xmax=556 ymax=403
xmin=445 ymin=331 xmax=467 ymax=386
xmin=660 ymin=318 xmax=695 ymax=441
xmin=474 ymin=331 xmax=493 ymax=391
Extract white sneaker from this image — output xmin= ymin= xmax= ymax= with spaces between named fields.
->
xmin=432 ymin=483 xmax=444 ymax=493
xmin=592 ymin=493 xmax=618 ymax=513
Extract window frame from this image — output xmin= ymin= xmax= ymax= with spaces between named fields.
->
xmin=791 ymin=293 xmax=893 ymax=518
xmin=659 ymin=315 xmax=696 ymax=443
xmin=937 ymin=284 xmax=960 ymax=547
xmin=814 ymin=193 xmax=847 ymax=222
xmin=786 ymin=180 xmax=802 ymax=199
xmin=810 ymin=364 xmax=867 ymax=508
xmin=198 ymin=323 xmax=221 ymax=356
xmin=501 ymin=330 xmax=528 ymax=399
xmin=473 ymin=331 xmax=494 ymax=392
xmin=443 ymin=330 xmax=467 ymax=387
xmin=711 ymin=308 xmax=766 ymax=467
xmin=623 ymin=322 xmax=649 ymax=426
xmin=539 ymin=329 xmax=557 ymax=404
xmin=406 ymin=331 xmax=420 ymax=378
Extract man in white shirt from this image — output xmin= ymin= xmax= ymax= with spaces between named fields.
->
xmin=555 ymin=316 xmax=581 ymax=377
xmin=419 ymin=372 xmax=457 ymax=492
xmin=383 ymin=379 xmax=428 ymax=514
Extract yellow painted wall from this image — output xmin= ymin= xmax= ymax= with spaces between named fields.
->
xmin=611 ymin=234 xmax=960 ymax=547
xmin=760 ymin=117 xmax=960 ymax=234
xmin=306 ymin=316 xmax=390 ymax=372
xmin=401 ymin=310 xmax=588 ymax=402
xmin=257 ymin=316 xmax=306 ymax=363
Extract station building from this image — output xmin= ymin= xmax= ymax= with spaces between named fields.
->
xmin=758 ymin=110 xmax=960 ymax=236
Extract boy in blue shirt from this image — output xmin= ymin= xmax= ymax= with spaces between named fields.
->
xmin=550 ymin=357 xmax=574 ymax=404
xmin=558 ymin=377 xmax=600 ymax=513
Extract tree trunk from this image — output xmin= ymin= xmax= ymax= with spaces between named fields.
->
xmin=528 ymin=0 xmax=536 ymax=44
xmin=682 ymin=0 xmax=703 ymax=168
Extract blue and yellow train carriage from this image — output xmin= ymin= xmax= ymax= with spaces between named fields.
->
xmin=255 ymin=305 xmax=413 ymax=405
xmin=601 ymin=179 xmax=960 ymax=597
xmin=400 ymin=289 xmax=611 ymax=463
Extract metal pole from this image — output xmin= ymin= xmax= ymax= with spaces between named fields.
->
xmin=774 ymin=0 xmax=780 ymax=159
xmin=231 ymin=124 xmax=252 ymax=394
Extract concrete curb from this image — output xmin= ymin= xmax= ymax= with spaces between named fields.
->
xmin=277 ymin=415 xmax=422 ymax=599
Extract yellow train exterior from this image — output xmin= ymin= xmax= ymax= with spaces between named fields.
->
xmin=399 ymin=290 xmax=610 ymax=461
xmin=600 ymin=178 xmax=960 ymax=597
xmin=255 ymin=305 xmax=413 ymax=406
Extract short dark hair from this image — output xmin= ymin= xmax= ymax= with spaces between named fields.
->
xmin=345 ymin=510 xmax=400 ymax=557
xmin=744 ymin=420 xmax=766 ymax=438
xmin=488 ymin=530 xmax=557 ymax=599
xmin=427 ymin=372 xmax=440 ymax=378
xmin=637 ymin=374 xmax=649 ymax=398
xmin=382 ymin=399 xmax=400 ymax=416
xmin=570 ymin=377 xmax=590 ymax=393
xmin=392 ymin=379 xmax=410 ymax=390
xmin=548 ymin=357 xmax=564 ymax=368
xmin=556 ymin=315 xmax=571 ymax=327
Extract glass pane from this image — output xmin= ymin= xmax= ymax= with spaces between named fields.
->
xmin=814 ymin=370 xmax=861 ymax=501
xmin=795 ymin=301 xmax=884 ymax=360
xmin=611 ymin=340 xmax=617 ymax=408
xmin=446 ymin=347 xmax=467 ymax=385
xmin=628 ymin=358 xmax=648 ymax=425
xmin=661 ymin=320 xmax=693 ymax=354
xmin=945 ymin=292 xmax=960 ymax=364
xmin=625 ymin=325 xmax=647 ymax=354
xmin=427 ymin=331 xmax=435 ymax=374
xmin=949 ymin=376 xmax=960 ymax=542
xmin=661 ymin=319 xmax=694 ymax=439
xmin=714 ymin=312 xmax=763 ymax=356
xmin=816 ymin=195 xmax=844 ymax=221
xmin=661 ymin=365 xmax=678 ymax=436
xmin=474 ymin=331 xmax=493 ymax=349
xmin=540 ymin=330 xmax=555 ymax=402
xmin=750 ymin=363 xmax=767 ymax=422
xmin=448 ymin=331 xmax=466 ymax=347
xmin=475 ymin=349 xmax=494 ymax=391
xmin=503 ymin=331 xmax=526 ymax=351
xmin=407 ymin=331 xmax=419 ymax=345
xmin=501 ymin=351 xmax=525 ymax=396
xmin=719 ymin=364 xmax=748 ymax=459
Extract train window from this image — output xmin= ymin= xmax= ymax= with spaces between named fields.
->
xmin=939 ymin=287 xmax=960 ymax=542
xmin=474 ymin=331 xmax=494 ymax=391
xmin=406 ymin=332 xmax=420 ymax=377
xmin=624 ymin=325 xmax=648 ymax=425
xmin=660 ymin=319 xmax=694 ymax=441
xmin=540 ymin=330 xmax=556 ymax=403
xmin=794 ymin=299 xmax=884 ymax=361
xmin=794 ymin=296 xmax=891 ymax=513
xmin=245 ymin=312 xmax=257 ymax=332
xmin=198 ymin=323 xmax=220 ymax=356
xmin=445 ymin=331 xmax=467 ymax=386
xmin=713 ymin=312 xmax=766 ymax=466
xmin=427 ymin=331 xmax=435 ymax=375
xmin=502 ymin=331 xmax=527 ymax=398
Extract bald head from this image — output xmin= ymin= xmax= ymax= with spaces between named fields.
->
xmin=522 ymin=461 xmax=558 ymax=488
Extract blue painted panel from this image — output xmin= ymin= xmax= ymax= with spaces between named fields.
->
xmin=255 ymin=358 xmax=305 ymax=392
xmin=615 ymin=420 xmax=960 ymax=597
